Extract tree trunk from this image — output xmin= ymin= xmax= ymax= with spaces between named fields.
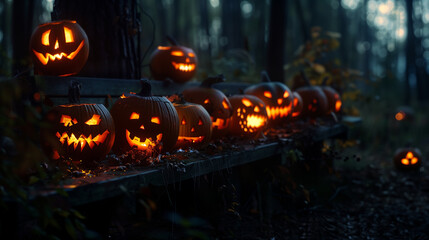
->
xmin=221 ymin=0 xmax=243 ymax=49
xmin=52 ymin=0 xmax=141 ymax=79
xmin=12 ymin=0 xmax=34 ymax=76
xmin=405 ymin=0 xmax=415 ymax=104
xmin=266 ymin=0 xmax=287 ymax=82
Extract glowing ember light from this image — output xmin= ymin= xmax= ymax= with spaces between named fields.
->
xmin=395 ymin=111 xmax=405 ymax=121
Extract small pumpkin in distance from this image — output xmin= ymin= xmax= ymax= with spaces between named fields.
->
xmin=43 ymin=81 xmax=115 ymax=166
xmin=295 ymin=71 xmax=329 ymax=118
xmin=110 ymin=80 xmax=179 ymax=155
xmin=244 ymin=71 xmax=293 ymax=125
xmin=172 ymin=98 xmax=212 ymax=149
xmin=320 ymin=77 xmax=342 ymax=114
xmin=150 ymin=36 xmax=198 ymax=83
xmin=393 ymin=147 xmax=422 ymax=171
xmin=182 ymin=75 xmax=232 ymax=138
xmin=228 ymin=95 xmax=268 ymax=138
xmin=30 ymin=20 xmax=89 ymax=76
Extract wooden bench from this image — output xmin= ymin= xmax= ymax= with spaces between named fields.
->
xmin=30 ymin=75 xmax=361 ymax=207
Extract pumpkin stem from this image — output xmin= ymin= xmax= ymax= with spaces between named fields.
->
xmin=261 ymin=71 xmax=271 ymax=82
xmin=68 ymin=80 xmax=81 ymax=104
xmin=138 ymin=79 xmax=152 ymax=97
xmin=321 ymin=76 xmax=329 ymax=86
xmin=166 ymin=35 xmax=179 ymax=46
xmin=201 ymin=74 xmax=225 ymax=88
xmin=300 ymin=70 xmax=311 ymax=86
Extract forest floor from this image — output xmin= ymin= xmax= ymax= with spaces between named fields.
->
xmin=106 ymin=143 xmax=429 ymax=240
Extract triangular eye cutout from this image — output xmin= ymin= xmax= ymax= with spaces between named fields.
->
xmin=204 ymin=99 xmax=210 ymax=104
xmin=181 ymin=118 xmax=187 ymax=125
xmin=283 ymin=91 xmax=290 ymax=98
xmin=198 ymin=118 xmax=203 ymax=125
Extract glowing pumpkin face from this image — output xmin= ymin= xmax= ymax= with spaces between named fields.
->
xmin=244 ymin=73 xmax=293 ymax=126
xmin=173 ymin=102 xmax=212 ymax=149
xmin=228 ymin=95 xmax=268 ymax=138
xmin=292 ymin=92 xmax=303 ymax=118
xmin=110 ymin=82 xmax=179 ymax=155
xmin=295 ymin=86 xmax=329 ymax=118
xmin=30 ymin=20 xmax=89 ymax=76
xmin=150 ymin=45 xmax=198 ymax=83
xmin=45 ymin=103 xmax=115 ymax=164
xmin=182 ymin=76 xmax=232 ymax=138
xmin=321 ymin=86 xmax=342 ymax=113
xmin=393 ymin=148 xmax=422 ymax=171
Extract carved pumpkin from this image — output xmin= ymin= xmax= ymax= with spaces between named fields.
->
xmin=292 ymin=92 xmax=303 ymax=118
xmin=150 ymin=36 xmax=197 ymax=83
xmin=228 ymin=95 xmax=268 ymax=138
xmin=110 ymin=80 xmax=179 ymax=154
xmin=295 ymin=72 xmax=329 ymax=118
xmin=321 ymin=86 xmax=342 ymax=114
xmin=393 ymin=148 xmax=422 ymax=171
xmin=244 ymin=71 xmax=293 ymax=126
xmin=182 ymin=75 xmax=232 ymax=138
xmin=43 ymin=81 xmax=114 ymax=165
xmin=173 ymin=100 xmax=212 ymax=149
xmin=30 ymin=20 xmax=89 ymax=76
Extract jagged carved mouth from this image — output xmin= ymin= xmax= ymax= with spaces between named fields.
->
xmin=211 ymin=117 xmax=228 ymax=130
xmin=266 ymin=102 xmax=292 ymax=120
xmin=171 ymin=62 xmax=196 ymax=72
xmin=56 ymin=130 xmax=110 ymax=151
xmin=33 ymin=40 xmax=85 ymax=65
xmin=177 ymin=136 xmax=204 ymax=144
xmin=126 ymin=130 xmax=162 ymax=151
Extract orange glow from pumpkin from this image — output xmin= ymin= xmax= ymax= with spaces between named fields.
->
xmin=42 ymin=30 xmax=51 ymax=46
xmin=33 ymin=40 xmax=85 ymax=65
xmin=85 ymin=114 xmax=101 ymax=125
xmin=264 ymin=91 xmax=272 ymax=98
xmin=56 ymin=130 xmax=110 ymax=151
xmin=283 ymin=91 xmax=290 ymax=98
xmin=335 ymin=100 xmax=342 ymax=112
xmin=125 ymin=130 xmax=162 ymax=151
xmin=130 ymin=112 xmax=140 ymax=119
xmin=188 ymin=52 xmax=195 ymax=57
xmin=242 ymin=99 xmax=252 ymax=107
xmin=211 ymin=117 xmax=228 ymax=130
xmin=395 ymin=111 xmax=405 ymax=121
xmin=401 ymin=151 xmax=419 ymax=165
xmin=171 ymin=51 xmax=184 ymax=56
xmin=246 ymin=115 xmax=266 ymax=128
xmin=266 ymin=102 xmax=292 ymax=120
xmin=198 ymin=119 xmax=203 ymax=125
xmin=177 ymin=136 xmax=204 ymax=144
xmin=151 ymin=117 xmax=161 ymax=124
xmin=222 ymin=100 xmax=229 ymax=109
xmin=277 ymin=98 xmax=283 ymax=105
xmin=181 ymin=118 xmax=187 ymax=125
xmin=60 ymin=115 xmax=77 ymax=127
xmin=158 ymin=46 xmax=171 ymax=50
xmin=171 ymin=62 xmax=196 ymax=72
xmin=204 ymin=99 xmax=210 ymax=104
xmin=254 ymin=106 xmax=260 ymax=112
xmin=64 ymin=27 xmax=74 ymax=43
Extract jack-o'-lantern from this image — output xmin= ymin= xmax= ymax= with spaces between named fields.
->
xmin=110 ymin=80 xmax=179 ymax=155
xmin=182 ymin=75 xmax=232 ymax=138
xmin=228 ymin=95 xmax=268 ymax=138
xmin=43 ymin=81 xmax=114 ymax=165
xmin=321 ymin=86 xmax=342 ymax=114
xmin=393 ymin=148 xmax=422 ymax=171
xmin=30 ymin=20 xmax=89 ymax=76
xmin=244 ymin=71 xmax=293 ymax=126
xmin=292 ymin=92 xmax=303 ymax=118
xmin=173 ymin=100 xmax=212 ymax=149
xmin=150 ymin=36 xmax=197 ymax=83
xmin=295 ymin=71 xmax=329 ymax=118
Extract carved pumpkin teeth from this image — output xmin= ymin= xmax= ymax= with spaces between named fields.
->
xmin=125 ymin=130 xmax=163 ymax=151
xmin=177 ymin=136 xmax=204 ymax=144
xmin=171 ymin=62 xmax=196 ymax=72
xmin=56 ymin=130 xmax=110 ymax=151
xmin=33 ymin=40 xmax=85 ymax=65
xmin=265 ymin=102 xmax=292 ymax=120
